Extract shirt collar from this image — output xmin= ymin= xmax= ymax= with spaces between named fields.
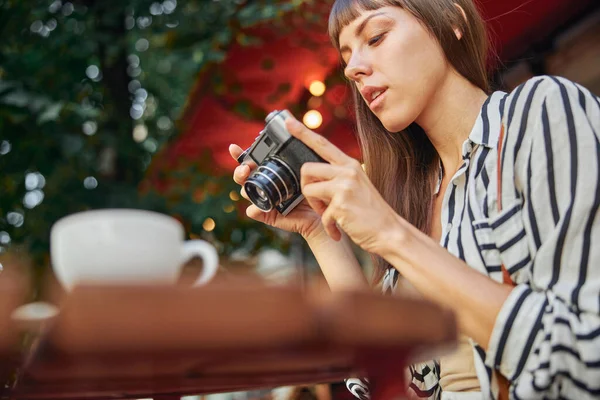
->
xmin=466 ymin=90 xmax=508 ymax=150
xmin=433 ymin=91 xmax=508 ymax=195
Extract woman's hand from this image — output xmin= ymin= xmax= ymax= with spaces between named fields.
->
xmin=229 ymin=144 xmax=325 ymax=240
xmin=285 ymin=117 xmax=409 ymax=255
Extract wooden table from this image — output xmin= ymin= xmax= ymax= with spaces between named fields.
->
xmin=0 ymin=270 xmax=28 ymax=398
xmin=8 ymin=282 xmax=457 ymax=400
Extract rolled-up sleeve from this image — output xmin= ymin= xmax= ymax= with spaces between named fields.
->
xmin=485 ymin=76 xmax=600 ymax=399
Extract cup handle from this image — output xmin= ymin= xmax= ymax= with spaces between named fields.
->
xmin=180 ymin=240 xmax=219 ymax=286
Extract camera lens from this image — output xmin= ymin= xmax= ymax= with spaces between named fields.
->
xmin=255 ymin=188 xmax=268 ymax=201
xmin=244 ymin=157 xmax=299 ymax=212
xmin=245 ymin=182 xmax=273 ymax=212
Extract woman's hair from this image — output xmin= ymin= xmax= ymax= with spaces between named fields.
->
xmin=328 ymin=0 xmax=490 ymax=283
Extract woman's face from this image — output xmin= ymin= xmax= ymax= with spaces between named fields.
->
xmin=338 ymin=6 xmax=450 ymax=132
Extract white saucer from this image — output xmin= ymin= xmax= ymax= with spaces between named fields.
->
xmin=11 ymin=301 xmax=59 ymax=330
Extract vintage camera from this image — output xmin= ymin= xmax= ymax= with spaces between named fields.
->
xmin=237 ymin=110 xmax=325 ymax=216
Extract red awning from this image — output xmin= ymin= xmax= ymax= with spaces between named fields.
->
xmin=149 ymin=0 xmax=595 ymax=180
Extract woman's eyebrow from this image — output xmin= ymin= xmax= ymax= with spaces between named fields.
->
xmin=339 ymin=12 xmax=388 ymax=54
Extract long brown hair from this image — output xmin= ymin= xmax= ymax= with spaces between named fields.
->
xmin=328 ymin=0 xmax=490 ymax=283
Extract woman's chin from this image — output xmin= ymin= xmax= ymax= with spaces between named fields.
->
xmin=379 ymin=116 xmax=410 ymax=133
xmin=372 ymin=106 xmax=410 ymax=133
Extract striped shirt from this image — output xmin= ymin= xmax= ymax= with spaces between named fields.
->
xmin=346 ymin=75 xmax=600 ymax=400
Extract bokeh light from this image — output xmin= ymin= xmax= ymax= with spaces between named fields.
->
xmin=7 ymin=212 xmax=24 ymax=228
xmin=83 ymin=176 xmax=98 ymax=189
xmin=82 ymin=121 xmax=97 ymax=136
xmin=85 ymin=65 xmax=101 ymax=81
xmin=0 ymin=141 xmax=11 ymax=155
xmin=23 ymin=190 xmax=44 ymax=209
xmin=303 ymin=110 xmax=323 ymax=129
xmin=309 ymin=80 xmax=326 ymax=97
xmin=135 ymin=38 xmax=149 ymax=52
xmin=133 ymin=124 xmax=148 ymax=142
xmin=0 ymin=232 xmax=10 ymax=245
xmin=142 ymin=138 xmax=158 ymax=153
xmin=25 ymin=172 xmax=45 ymax=190
xmin=203 ymin=218 xmax=216 ymax=232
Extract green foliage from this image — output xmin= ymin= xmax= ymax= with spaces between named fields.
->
xmin=0 ymin=0 xmax=302 ymax=266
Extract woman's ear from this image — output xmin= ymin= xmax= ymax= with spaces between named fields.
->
xmin=453 ymin=3 xmax=468 ymax=40
xmin=453 ymin=27 xmax=463 ymax=40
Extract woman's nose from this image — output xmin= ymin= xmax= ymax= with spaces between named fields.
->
xmin=344 ymin=54 xmax=372 ymax=82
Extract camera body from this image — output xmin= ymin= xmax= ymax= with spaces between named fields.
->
xmin=237 ymin=110 xmax=324 ymax=216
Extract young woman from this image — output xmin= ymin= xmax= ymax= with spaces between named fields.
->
xmin=229 ymin=0 xmax=600 ymax=399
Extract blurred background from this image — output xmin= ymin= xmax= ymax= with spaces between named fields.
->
xmin=0 ymin=0 xmax=599 ymax=308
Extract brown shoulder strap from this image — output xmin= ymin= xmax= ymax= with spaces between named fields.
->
xmin=496 ymin=122 xmax=514 ymax=400
xmin=497 ymin=124 xmax=516 ymax=287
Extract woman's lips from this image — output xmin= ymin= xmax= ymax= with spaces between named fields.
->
xmin=369 ymin=88 xmax=387 ymax=111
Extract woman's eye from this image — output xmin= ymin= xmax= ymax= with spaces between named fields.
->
xmin=368 ymin=34 xmax=384 ymax=46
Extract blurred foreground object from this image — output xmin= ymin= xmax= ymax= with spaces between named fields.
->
xmin=0 ymin=260 xmax=29 ymax=394
xmin=8 ymin=281 xmax=456 ymax=400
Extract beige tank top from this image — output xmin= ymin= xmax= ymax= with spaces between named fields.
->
xmin=439 ymin=335 xmax=481 ymax=392
xmin=395 ymin=279 xmax=480 ymax=393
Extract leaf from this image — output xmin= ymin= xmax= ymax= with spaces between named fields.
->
xmin=37 ymin=102 xmax=64 ymax=124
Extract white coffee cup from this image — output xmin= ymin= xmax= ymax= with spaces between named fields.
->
xmin=50 ymin=209 xmax=219 ymax=290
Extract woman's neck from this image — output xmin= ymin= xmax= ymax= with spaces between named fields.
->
xmin=416 ymin=70 xmax=489 ymax=179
